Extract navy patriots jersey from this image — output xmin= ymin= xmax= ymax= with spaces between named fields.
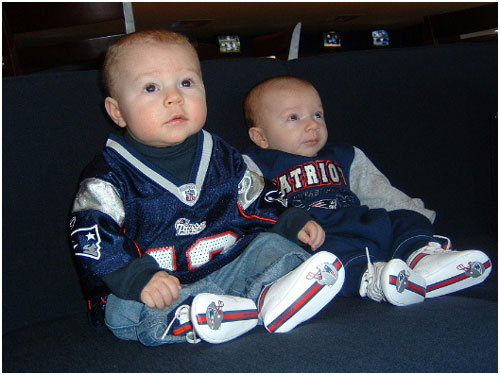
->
xmin=245 ymin=143 xmax=436 ymax=263
xmin=245 ymin=142 xmax=435 ymax=224
xmin=70 ymin=130 xmax=282 ymax=303
xmin=245 ymin=143 xmax=360 ymax=223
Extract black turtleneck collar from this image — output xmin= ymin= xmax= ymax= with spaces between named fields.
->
xmin=123 ymin=131 xmax=198 ymax=183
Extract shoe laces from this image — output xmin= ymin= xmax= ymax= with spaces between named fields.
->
xmin=161 ymin=304 xmax=201 ymax=344
xmin=434 ymin=235 xmax=452 ymax=249
xmin=421 ymin=235 xmax=452 ymax=254
xmin=363 ymin=247 xmax=386 ymax=302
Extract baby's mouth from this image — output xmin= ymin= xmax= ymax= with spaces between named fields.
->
xmin=304 ymin=138 xmax=318 ymax=145
xmin=165 ymin=114 xmax=187 ymax=125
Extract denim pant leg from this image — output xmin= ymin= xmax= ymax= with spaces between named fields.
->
xmin=208 ymin=232 xmax=312 ymax=304
xmin=104 ymin=295 xmax=144 ymax=341
xmin=105 ymin=277 xmax=224 ymax=346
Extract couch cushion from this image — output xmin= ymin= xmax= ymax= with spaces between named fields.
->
xmin=2 ymin=70 xmax=120 ymax=332
xmin=3 ymin=295 xmax=497 ymax=372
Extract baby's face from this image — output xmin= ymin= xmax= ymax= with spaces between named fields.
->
xmin=108 ymin=41 xmax=207 ymax=147
xmin=255 ymin=83 xmax=328 ymax=157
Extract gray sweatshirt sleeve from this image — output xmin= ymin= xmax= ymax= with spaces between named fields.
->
xmin=349 ymin=146 xmax=436 ymax=223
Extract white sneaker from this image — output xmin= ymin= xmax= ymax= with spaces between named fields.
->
xmin=359 ymin=248 xmax=426 ymax=306
xmin=190 ymin=294 xmax=259 ymax=344
xmin=258 ymin=251 xmax=345 ymax=333
xmin=406 ymin=236 xmax=492 ymax=298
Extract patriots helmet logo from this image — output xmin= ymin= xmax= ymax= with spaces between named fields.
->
xmin=458 ymin=261 xmax=486 ymax=278
xmin=319 ymin=263 xmax=338 ymax=286
xmin=395 ymin=270 xmax=410 ymax=293
xmin=206 ymin=301 xmax=224 ymax=330
xmin=309 ymin=199 xmax=338 ymax=210
xmin=307 ymin=263 xmax=338 ymax=286
xmin=71 ymin=224 xmax=102 ymax=260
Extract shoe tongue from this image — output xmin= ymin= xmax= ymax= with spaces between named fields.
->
xmin=176 ymin=305 xmax=191 ymax=323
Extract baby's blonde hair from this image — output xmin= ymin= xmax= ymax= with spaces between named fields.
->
xmin=103 ymin=30 xmax=199 ymax=97
xmin=244 ymin=75 xmax=316 ymax=129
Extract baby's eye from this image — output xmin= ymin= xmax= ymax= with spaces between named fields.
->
xmin=180 ymin=79 xmax=193 ymax=88
xmin=288 ymin=114 xmax=299 ymax=121
xmin=314 ymin=112 xmax=323 ymax=119
xmin=144 ymin=84 xmax=158 ymax=93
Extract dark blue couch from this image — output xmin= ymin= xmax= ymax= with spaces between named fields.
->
xmin=3 ymin=42 xmax=497 ymax=372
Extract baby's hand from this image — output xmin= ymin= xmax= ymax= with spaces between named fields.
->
xmin=298 ymin=220 xmax=325 ymax=251
xmin=140 ymin=271 xmax=181 ymax=309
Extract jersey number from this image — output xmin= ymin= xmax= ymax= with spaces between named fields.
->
xmin=147 ymin=231 xmax=238 ymax=271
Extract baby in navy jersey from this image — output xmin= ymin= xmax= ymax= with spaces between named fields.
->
xmin=69 ymin=31 xmax=346 ymax=346
xmin=244 ymin=75 xmax=491 ymax=306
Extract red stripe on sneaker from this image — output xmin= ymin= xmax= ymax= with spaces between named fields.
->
xmin=388 ymin=275 xmax=426 ymax=297
xmin=408 ymin=253 xmax=428 ymax=269
xmin=427 ymin=273 xmax=469 ymax=292
xmin=258 ymin=284 xmax=272 ymax=312
xmin=407 ymin=281 xmax=426 ymax=297
xmin=195 ymin=310 xmax=258 ymax=326
xmin=173 ymin=322 xmax=193 ymax=335
xmin=222 ymin=310 xmax=258 ymax=321
xmin=427 ymin=260 xmax=492 ymax=293
xmin=196 ymin=314 xmax=208 ymax=324
xmin=334 ymin=258 xmax=343 ymax=271
xmin=266 ymin=282 xmax=324 ymax=333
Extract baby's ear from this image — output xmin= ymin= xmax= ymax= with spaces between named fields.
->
xmin=248 ymin=127 xmax=269 ymax=149
xmin=104 ymin=97 xmax=127 ymax=128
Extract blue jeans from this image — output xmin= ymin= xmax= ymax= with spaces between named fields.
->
xmin=104 ymin=232 xmax=311 ymax=346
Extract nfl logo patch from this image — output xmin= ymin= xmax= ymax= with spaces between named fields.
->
xmin=185 ymin=189 xmax=196 ymax=201
xmin=179 ymin=184 xmax=199 ymax=204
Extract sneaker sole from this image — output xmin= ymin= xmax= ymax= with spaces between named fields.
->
xmin=412 ymin=251 xmax=492 ymax=298
xmin=191 ymin=294 xmax=258 ymax=344
xmin=260 ymin=251 xmax=345 ymax=333
xmin=381 ymin=259 xmax=426 ymax=306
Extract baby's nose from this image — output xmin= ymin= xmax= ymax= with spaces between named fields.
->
xmin=164 ymin=90 xmax=183 ymax=106
xmin=305 ymin=118 xmax=319 ymax=131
